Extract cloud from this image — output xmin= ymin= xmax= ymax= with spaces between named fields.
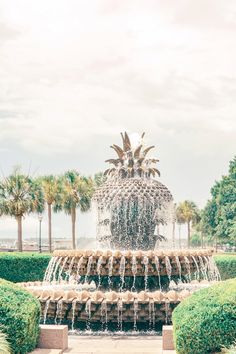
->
xmin=0 ymin=0 xmax=235 ymax=213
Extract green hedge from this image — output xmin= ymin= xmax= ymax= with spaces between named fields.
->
xmin=0 ymin=278 xmax=40 ymax=353
xmin=214 ymin=255 xmax=236 ymax=280
xmin=0 ymin=253 xmax=51 ymax=282
xmin=173 ymin=279 xmax=236 ymax=354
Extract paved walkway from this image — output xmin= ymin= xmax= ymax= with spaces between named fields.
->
xmin=64 ymin=335 xmax=176 ymax=354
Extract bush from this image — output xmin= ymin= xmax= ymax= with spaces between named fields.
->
xmin=214 ymin=255 xmax=236 ymax=280
xmin=0 ymin=278 xmax=40 ymax=353
xmin=173 ymin=279 xmax=236 ymax=354
xmin=0 ymin=252 xmax=51 ymax=282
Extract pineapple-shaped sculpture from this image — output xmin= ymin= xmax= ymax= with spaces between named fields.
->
xmin=93 ymin=132 xmax=173 ymax=250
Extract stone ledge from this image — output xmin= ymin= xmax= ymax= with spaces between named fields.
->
xmin=162 ymin=325 xmax=175 ymax=351
xmin=39 ymin=325 xmax=68 ymax=350
xmin=29 ymin=349 xmax=63 ymax=354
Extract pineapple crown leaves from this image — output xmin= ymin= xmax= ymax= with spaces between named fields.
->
xmin=104 ymin=132 xmax=160 ymax=179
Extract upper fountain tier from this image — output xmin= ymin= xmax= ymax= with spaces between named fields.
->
xmin=93 ymin=132 xmax=173 ymax=250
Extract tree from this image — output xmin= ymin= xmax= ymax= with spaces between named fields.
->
xmin=40 ymin=175 xmax=63 ymax=252
xmin=0 ymin=168 xmax=44 ymax=251
xmin=201 ymin=156 xmax=236 ymax=247
xmin=94 ymin=172 xmax=106 ymax=188
xmin=55 ymin=170 xmax=94 ymax=249
xmin=176 ymin=200 xmax=199 ymax=248
xmin=175 ymin=204 xmax=185 ymax=246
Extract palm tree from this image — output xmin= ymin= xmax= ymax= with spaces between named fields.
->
xmin=94 ymin=172 xmax=106 ymax=188
xmin=0 ymin=168 xmax=44 ymax=252
xmin=176 ymin=200 xmax=198 ymax=248
xmin=55 ymin=170 xmax=94 ymax=249
xmin=40 ymin=175 xmax=63 ymax=253
xmin=176 ymin=205 xmax=185 ymax=247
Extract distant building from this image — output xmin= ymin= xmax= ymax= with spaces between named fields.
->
xmin=53 ymin=239 xmax=73 ymax=250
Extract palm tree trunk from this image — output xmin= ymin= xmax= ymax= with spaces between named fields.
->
xmin=172 ymin=221 xmax=175 ymax=247
xmin=178 ymin=224 xmax=181 ymax=248
xmin=187 ymin=221 xmax=191 ymax=248
xmin=48 ymin=203 xmax=52 ymax=253
xmin=71 ymin=208 xmax=76 ymax=249
xmin=17 ymin=215 xmax=23 ymax=252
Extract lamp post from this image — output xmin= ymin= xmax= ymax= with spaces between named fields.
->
xmin=38 ymin=214 xmax=43 ymax=253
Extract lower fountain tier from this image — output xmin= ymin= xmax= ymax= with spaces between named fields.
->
xmin=48 ymin=249 xmax=217 ymax=281
xmin=19 ymin=284 xmax=193 ymax=326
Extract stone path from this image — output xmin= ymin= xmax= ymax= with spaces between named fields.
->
xmin=30 ymin=335 xmax=176 ymax=354
xmin=64 ymin=335 xmax=176 ymax=354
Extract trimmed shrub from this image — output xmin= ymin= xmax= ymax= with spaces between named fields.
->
xmin=0 ymin=252 xmax=51 ymax=282
xmin=0 ymin=278 xmax=40 ymax=353
xmin=173 ymin=279 xmax=236 ymax=354
xmin=214 ymin=255 xmax=236 ymax=280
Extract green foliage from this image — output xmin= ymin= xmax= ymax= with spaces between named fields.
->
xmin=201 ymin=156 xmax=236 ymax=244
xmin=94 ymin=172 xmax=107 ymax=187
xmin=0 ymin=167 xmax=96 ymax=252
xmin=0 ymin=252 xmax=51 ymax=282
xmin=0 ymin=330 xmax=11 ymax=354
xmin=214 ymin=255 xmax=236 ymax=280
xmin=173 ymin=279 xmax=236 ymax=354
xmin=176 ymin=200 xmax=199 ymax=224
xmin=39 ymin=175 xmax=63 ymax=205
xmin=0 ymin=278 xmax=40 ymax=353
xmin=0 ymin=167 xmax=44 ymax=217
xmin=190 ymin=232 xmax=201 ymax=247
xmin=56 ymin=170 xmax=94 ymax=214
xmin=0 ymin=167 xmax=45 ymax=251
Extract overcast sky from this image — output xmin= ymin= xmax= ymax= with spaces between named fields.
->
xmin=0 ymin=0 xmax=235 ymax=241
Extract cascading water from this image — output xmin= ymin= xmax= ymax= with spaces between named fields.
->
xmin=85 ymin=256 xmax=93 ymax=284
xmin=154 ymin=255 xmax=162 ymax=290
xmin=101 ymin=301 xmax=108 ymax=331
xmin=55 ymin=299 xmax=63 ymax=325
xmin=143 ymin=256 xmax=149 ymax=291
xmin=119 ymin=255 xmax=126 ymax=291
xmin=71 ymin=300 xmax=77 ymax=331
xmin=43 ymin=299 xmax=50 ymax=324
xmin=117 ymin=299 xmax=123 ymax=332
xmin=131 ymin=255 xmax=137 ymax=292
xmin=165 ymin=256 xmax=172 ymax=282
xmin=175 ymin=256 xmax=182 ymax=282
xmin=183 ymin=256 xmax=191 ymax=282
xmin=191 ymin=255 xmax=200 ymax=280
xmin=149 ymin=300 xmax=155 ymax=331
xmin=133 ymin=298 xmax=139 ymax=331
xmin=85 ymin=299 xmax=92 ymax=332
xmin=97 ymin=256 xmax=103 ymax=289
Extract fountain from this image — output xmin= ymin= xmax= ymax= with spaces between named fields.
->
xmin=19 ymin=132 xmax=220 ymax=332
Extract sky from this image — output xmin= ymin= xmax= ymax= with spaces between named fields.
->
xmin=0 ymin=0 xmax=236 ymax=241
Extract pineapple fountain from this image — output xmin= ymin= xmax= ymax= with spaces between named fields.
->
xmin=20 ymin=133 xmax=220 ymax=332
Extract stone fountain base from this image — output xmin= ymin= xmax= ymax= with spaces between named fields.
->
xmin=20 ymin=283 xmax=197 ymax=330
xmin=22 ymin=248 xmax=220 ymax=332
